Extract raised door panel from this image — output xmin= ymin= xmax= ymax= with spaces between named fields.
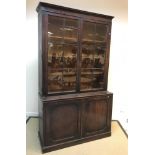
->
xmin=45 ymin=101 xmax=80 ymax=145
xmin=83 ymin=96 xmax=112 ymax=137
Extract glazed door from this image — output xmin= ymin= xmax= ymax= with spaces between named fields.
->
xmin=80 ymin=20 xmax=109 ymax=91
xmin=45 ymin=100 xmax=81 ymax=145
xmin=82 ymin=96 xmax=112 ymax=137
xmin=47 ymin=14 xmax=80 ymax=94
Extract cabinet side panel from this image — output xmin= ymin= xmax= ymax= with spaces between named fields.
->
xmin=103 ymin=22 xmax=112 ymax=90
xmin=106 ymin=94 xmax=113 ymax=130
xmin=38 ymin=11 xmax=48 ymax=95
xmin=38 ymin=12 xmax=43 ymax=95
xmin=38 ymin=97 xmax=44 ymax=145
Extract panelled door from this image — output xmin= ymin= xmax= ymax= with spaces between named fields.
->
xmin=45 ymin=100 xmax=81 ymax=145
xmin=82 ymin=96 xmax=112 ymax=137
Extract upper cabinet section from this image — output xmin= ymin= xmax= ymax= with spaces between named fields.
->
xmin=37 ymin=2 xmax=113 ymax=96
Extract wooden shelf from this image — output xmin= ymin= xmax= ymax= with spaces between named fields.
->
xmin=81 ymin=68 xmax=103 ymax=70
xmin=81 ymin=71 xmax=103 ymax=75
xmin=48 ymin=72 xmax=75 ymax=76
xmin=48 ymin=35 xmax=106 ymax=44
xmin=82 ymin=56 xmax=104 ymax=58
xmin=48 ymin=35 xmax=77 ymax=41
xmin=48 ymin=56 xmax=76 ymax=58
xmin=82 ymin=39 xmax=106 ymax=44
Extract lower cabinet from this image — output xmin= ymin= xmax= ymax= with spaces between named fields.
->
xmin=38 ymin=92 xmax=113 ymax=153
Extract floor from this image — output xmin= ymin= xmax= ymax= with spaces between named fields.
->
xmin=26 ymin=118 xmax=128 ymax=155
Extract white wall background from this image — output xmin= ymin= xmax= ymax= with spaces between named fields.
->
xmin=26 ymin=0 xmax=128 ymax=128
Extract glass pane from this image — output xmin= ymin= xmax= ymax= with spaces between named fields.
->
xmin=80 ymin=21 xmax=106 ymax=91
xmin=92 ymin=44 xmax=105 ymax=88
xmin=48 ymin=44 xmax=63 ymax=68
xmin=81 ymin=68 xmax=93 ymax=90
xmin=63 ymin=28 xmax=78 ymax=43
xmin=48 ymin=16 xmax=64 ymax=43
xmin=48 ymin=16 xmax=78 ymax=44
xmin=48 ymin=43 xmax=63 ymax=92
xmin=94 ymin=44 xmax=105 ymax=68
xmin=63 ymin=45 xmax=77 ymax=91
xmin=63 ymin=45 xmax=77 ymax=68
xmin=82 ymin=22 xmax=95 ymax=43
xmin=92 ymin=69 xmax=104 ymax=88
xmin=48 ymin=44 xmax=77 ymax=92
xmin=63 ymin=68 xmax=76 ymax=91
xmin=81 ymin=44 xmax=94 ymax=68
xmin=95 ymin=23 xmax=107 ymax=42
xmin=64 ymin=18 xmax=78 ymax=43
xmin=65 ymin=18 xmax=78 ymax=28
xmin=48 ymin=43 xmax=78 ymax=92
xmin=48 ymin=69 xmax=63 ymax=92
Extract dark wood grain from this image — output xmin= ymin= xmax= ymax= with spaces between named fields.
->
xmin=45 ymin=100 xmax=80 ymax=145
xmin=83 ymin=99 xmax=108 ymax=136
